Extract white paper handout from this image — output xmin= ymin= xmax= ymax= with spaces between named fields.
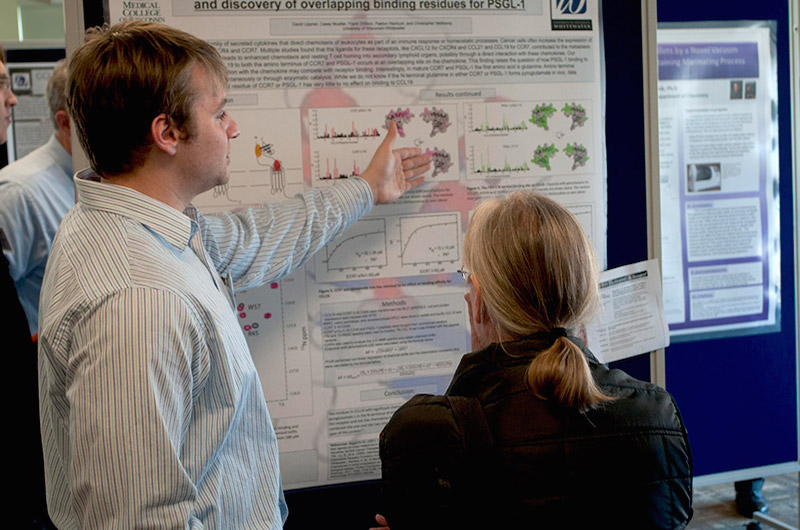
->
xmin=584 ymin=259 xmax=670 ymax=364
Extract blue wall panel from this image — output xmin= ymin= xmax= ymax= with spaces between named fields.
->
xmin=658 ymin=0 xmax=798 ymax=476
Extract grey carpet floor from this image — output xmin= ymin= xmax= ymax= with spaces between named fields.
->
xmin=689 ymin=473 xmax=798 ymax=529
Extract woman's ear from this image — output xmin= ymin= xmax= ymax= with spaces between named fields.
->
xmin=471 ymin=277 xmax=486 ymax=324
xmin=467 ymin=276 xmax=497 ymax=349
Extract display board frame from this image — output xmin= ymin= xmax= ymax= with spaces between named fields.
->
xmin=58 ymin=0 xmax=713 ymax=526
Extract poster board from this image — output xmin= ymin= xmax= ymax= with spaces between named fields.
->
xmin=657 ymin=23 xmax=780 ymax=342
xmin=101 ymin=0 xmax=609 ymax=490
xmin=2 ymin=47 xmax=66 ymax=166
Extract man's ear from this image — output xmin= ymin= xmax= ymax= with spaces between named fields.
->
xmin=150 ymin=113 xmax=180 ymax=155
xmin=54 ymin=109 xmax=70 ymax=134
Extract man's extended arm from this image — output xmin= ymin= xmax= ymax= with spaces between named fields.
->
xmin=201 ymin=120 xmax=430 ymax=290
xmin=200 ymin=177 xmax=373 ymax=290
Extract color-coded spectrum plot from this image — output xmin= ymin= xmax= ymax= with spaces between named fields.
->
xmin=315 ymin=121 xmax=381 ymax=140
xmin=318 ymin=157 xmax=362 ymax=180
xmin=467 ymin=101 xmax=530 ymax=134
xmin=472 ymin=145 xmax=532 ymax=176
xmin=310 ymin=104 xmax=460 ymax=185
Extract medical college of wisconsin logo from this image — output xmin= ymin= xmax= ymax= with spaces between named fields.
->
xmin=551 ymin=0 xmax=592 ymax=30
xmin=118 ymin=0 xmax=165 ymax=22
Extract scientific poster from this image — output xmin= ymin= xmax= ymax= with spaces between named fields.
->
xmin=5 ymin=62 xmax=58 ymax=162
xmin=657 ymin=24 xmax=780 ymax=341
xmin=107 ymin=0 xmax=606 ymax=488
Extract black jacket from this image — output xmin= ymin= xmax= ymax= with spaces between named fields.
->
xmin=380 ymin=333 xmax=693 ymax=529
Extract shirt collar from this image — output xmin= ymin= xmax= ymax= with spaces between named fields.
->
xmin=74 ymin=168 xmax=198 ymax=250
xmin=47 ymin=134 xmax=73 ymax=180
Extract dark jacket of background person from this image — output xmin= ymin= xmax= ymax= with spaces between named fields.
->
xmin=380 ymin=332 xmax=693 ymax=530
xmin=2 ymin=252 xmax=55 ymax=528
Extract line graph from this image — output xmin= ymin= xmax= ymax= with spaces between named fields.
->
xmin=324 ymin=219 xmax=388 ymax=272
xmin=315 ymin=213 xmax=463 ymax=282
xmin=399 ymin=214 xmax=460 ymax=266
xmin=310 ymin=104 xmax=461 ymax=188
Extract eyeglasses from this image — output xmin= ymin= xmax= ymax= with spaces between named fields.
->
xmin=457 ymin=267 xmax=472 ymax=283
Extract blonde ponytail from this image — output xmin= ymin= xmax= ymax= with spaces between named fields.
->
xmin=526 ymin=336 xmax=614 ymax=411
xmin=463 ymin=191 xmax=614 ymax=411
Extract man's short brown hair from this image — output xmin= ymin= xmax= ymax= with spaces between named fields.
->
xmin=67 ymin=21 xmax=228 ymax=176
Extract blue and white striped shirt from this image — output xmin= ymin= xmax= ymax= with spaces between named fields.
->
xmin=38 ymin=169 xmax=372 ymax=529
xmin=0 ymin=134 xmax=74 ymax=335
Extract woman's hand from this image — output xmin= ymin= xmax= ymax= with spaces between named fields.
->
xmin=369 ymin=513 xmax=390 ymax=530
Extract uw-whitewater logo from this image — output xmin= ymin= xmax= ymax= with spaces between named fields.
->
xmin=11 ymin=72 xmax=31 ymax=93
xmin=551 ymin=0 xmax=592 ymax=30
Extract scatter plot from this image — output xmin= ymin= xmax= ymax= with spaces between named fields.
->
xmin=323 ymin=219 xmax=388 ymax=271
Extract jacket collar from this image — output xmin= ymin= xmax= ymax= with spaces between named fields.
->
xmin=447 ymin=331 xmax=600 ymax=395
xmin=472 ymin=331 xmax=598 ymax=365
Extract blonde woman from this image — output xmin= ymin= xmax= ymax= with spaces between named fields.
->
xmin=379 ymin=191 xmax=692 ymax=529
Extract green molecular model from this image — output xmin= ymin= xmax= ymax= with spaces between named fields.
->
xmin=564 ymin=142 xmax=589 ymax=170
xmin=532 ymin=143 xmax=559 ymax=170
xmin=529 ymin=103 xmax=557 ymax=130
xmin=562 ymin=103 xmax=588 ymax=130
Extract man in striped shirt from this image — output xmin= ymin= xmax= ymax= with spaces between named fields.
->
xmin=37 ymin=20 xmax=429 ymax=529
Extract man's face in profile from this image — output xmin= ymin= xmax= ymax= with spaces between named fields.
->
xmin=0 ymin=61 xmax=19 ymax=144
xmin=172 ymin=66 xmax=240 ymax=202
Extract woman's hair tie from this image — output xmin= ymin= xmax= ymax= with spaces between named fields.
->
xmin=549 ymin=327 xmax=568 ymax=341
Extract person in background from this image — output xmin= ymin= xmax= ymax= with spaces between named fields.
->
xmin=378 ymin=191 xmax=693 ymax=529
xmin=735 ymin=478 xmax=769 ymax=517
xmin=0 ymin=44 xmax=19 ymax=145
xmin=0 ymin=58 xmax=72 ymax=337
xmin=38 ymin=20 xmax=429 ymax=528
xmin=0 ymin=44 xmax=54 ymax=529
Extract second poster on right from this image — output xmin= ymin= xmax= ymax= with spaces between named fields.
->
xmin=657 ymin=22 xmax=780 ymax=341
